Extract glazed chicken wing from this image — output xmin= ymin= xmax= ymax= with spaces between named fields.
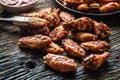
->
xmin=62 ymin=17 xmax=94 ymax=32
xmin=80 ymin=40 xmax=110 ymax=52
xmin=49 ymin=25 xmax=68 ymax=42
xmin=43 ymin=54 xmax=77 ymax=72
xmin=21 ymin=8 xmax=52 ymax=18
xmin=99 ymin=2 xmax=120 ymax=13
xmin=82 ymin=52 xmax=110 ymax=70
xmin=45 ymin=8 xmax=60 ymax=28
xmin=18 ymin=35 xmax=52 ymax=49
xmin=93 ymin=21 xmax=111 ymax=39
xmin=13 ymin=17 xmax=50 ymax=35
xmin=43 ymin=42 xmax=64 ymax=54
xmin=72 ymin=32 xmax=97 ymax=42
xmin=59 ymin=11 xmax=75 ymax=22
xmin=62 ymin=39 xmax=86 ymax=58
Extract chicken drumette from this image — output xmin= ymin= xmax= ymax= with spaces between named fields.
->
xmin=43 ymin=54 xmax=77 ymax=72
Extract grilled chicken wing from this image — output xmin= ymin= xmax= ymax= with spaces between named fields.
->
xmin=72 ymin=32 xmax=97 ymax=42
xmin=43 ymin=54 xmax=77 ymax=72
xmin=82 ymin=52 xmax=110 ymax=70
xmin=62 ymin=39 xmax=86 ymax=58
xmin=13 ymin=17 xmax=50 ymax=35
xmin=62 ymin=17 xmax=94 ymax=32
xmin=99 ymin=2 xmax=120 ymax=13
xmin=18 ymin=35 xmax=52 ymax=49
xmin=45 ymin=8 xmax=60 ymax=28
xmin=43 ymin=42 xmax=64 ymax=54
xmin=81 ymin=40 xmax=110 ymax=52
xmin=21 ymin=8 xmax=52 ymax=18
xmin=59 ymin=11 xmax=75 ymax=22
xmin=49 ymin=25 xmax=68 ymax=42
xmin=93 ymin=21 xmax=111 ymax=38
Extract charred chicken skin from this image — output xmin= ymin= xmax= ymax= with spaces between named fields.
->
xmin=49 ymin=25 xmax=68 ymax=42
xmin=18 ymin=35 xmax=52 ymax=49
xmin=82 ymin=52 xmax=110 ymax=70
xmin=45 ymin=8 xmax=60 ymax=28
xmin=62 ymin=39 xmax=86 ymax=58
xmin=93 ymin=21 xmax=111 ymax=39
xmin=43 ymin=54 xmax=77 ymax=72
xmin=72 ymin=32 xmax=98 ymax=42
xmin=59 ymin=11 xmax=75 ymax=22
xmin=43 ymin=42 xmax=64 ymax=54
xmin=62 ymin=17 xmax=94 ymax=32
xmin=80 ymin=40 xmax=110 ymax=52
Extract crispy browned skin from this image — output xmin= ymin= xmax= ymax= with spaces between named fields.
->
xmin=43 ymin=54 xmax=77 ymax=72
xmin=72 ymin=32 xmax=98 ymax=42
xmin=82 ymin=52 xmax=110 ymax=70
xmin=49 ymin=25 xmax=68 ymax=42
xmin=99 ymin=2 xmax=120 ymax=13
xmin=62 ymin=39 xmax=86 ymax=58
xmin=43 ymin=42 xmax=64 ymax=54
xmin=13 ymin=17 xmax=50 ymax=35
xmin=62 ymin=17 xmax=94 ymax=32
xmin=18 ymin=35 xmax=52 ymax=49
xmin=21 ymin=8 xmax=52 ymax=18
xmin=93 ymin=21 xmax=111 ymax=38
xmin=45 ymin=9 xmax=60 ymax=28
xmin=59 ymin=11 xmax=75 ymax=22
xmin=81 ymin=40 xmax=110 ymax=52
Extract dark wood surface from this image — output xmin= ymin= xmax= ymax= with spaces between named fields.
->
xmin=0 ymin=0 xmax=120 ymax=80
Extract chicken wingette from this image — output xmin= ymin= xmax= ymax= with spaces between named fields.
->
xmin=18 ymin=35 xmax=52 ymax=49
xmin=62 ymin=39 xmax=86 ymax=58
xmin=82 ymin=52 xmax=110 ymax=70
xmin=43 ymin=54 xmax=77 ymax=72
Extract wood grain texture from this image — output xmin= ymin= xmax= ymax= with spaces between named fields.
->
xmin=0 ymin=0 xmax=120 ymax=80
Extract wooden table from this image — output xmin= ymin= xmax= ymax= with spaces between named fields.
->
xmin=0 ymin=0 xmax=120 ymax=79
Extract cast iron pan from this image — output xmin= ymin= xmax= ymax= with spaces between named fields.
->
xmin=55 ymin=0 xmax=120 ymax=16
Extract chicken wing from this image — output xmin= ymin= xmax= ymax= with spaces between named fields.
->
xmin=59 ymin=11 xmax=75 ymax=22
xmin=18 ymin=35 xmax=52 ymax=49
xmin=43 ymin=42 xmax=64 ymax=54
xmin=72 ymin=32 xmax=97 ymax=42
xmin=82 ymin=52 xmax=110 ymax=70
xmin=62 ymin=39 xmax=86 ymax=58
xmin=45 ymin=8 xmax=60 ymax=28
xmin=49 ymin=25 xmax=68 ymax=42
xmin=99 ymin=2 xmax=120 ymax=13
xmin=13 ymin=17 xmax=50 ymax=35
xmin=62 ymin=17 xmax=94 ymax=32
xmin=43 ymin=54 xmax=77 ymax=72
xmin=80 ymin=40 xmax=110 ymax=52
xmin=93 ymin=21 xmax=111 ymax=39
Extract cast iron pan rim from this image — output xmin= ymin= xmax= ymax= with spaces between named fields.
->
xmin=55 ymin=0 xmax=120 ymax=16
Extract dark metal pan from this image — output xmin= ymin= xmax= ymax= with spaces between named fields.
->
xmin=55 ymin=0 xmax=120 ymax=16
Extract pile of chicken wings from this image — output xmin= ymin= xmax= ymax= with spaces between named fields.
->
xmin=15 ymin=7 xmax=111 ymax=72
xmin=59 ymin=0 xmax=120 ymax=13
